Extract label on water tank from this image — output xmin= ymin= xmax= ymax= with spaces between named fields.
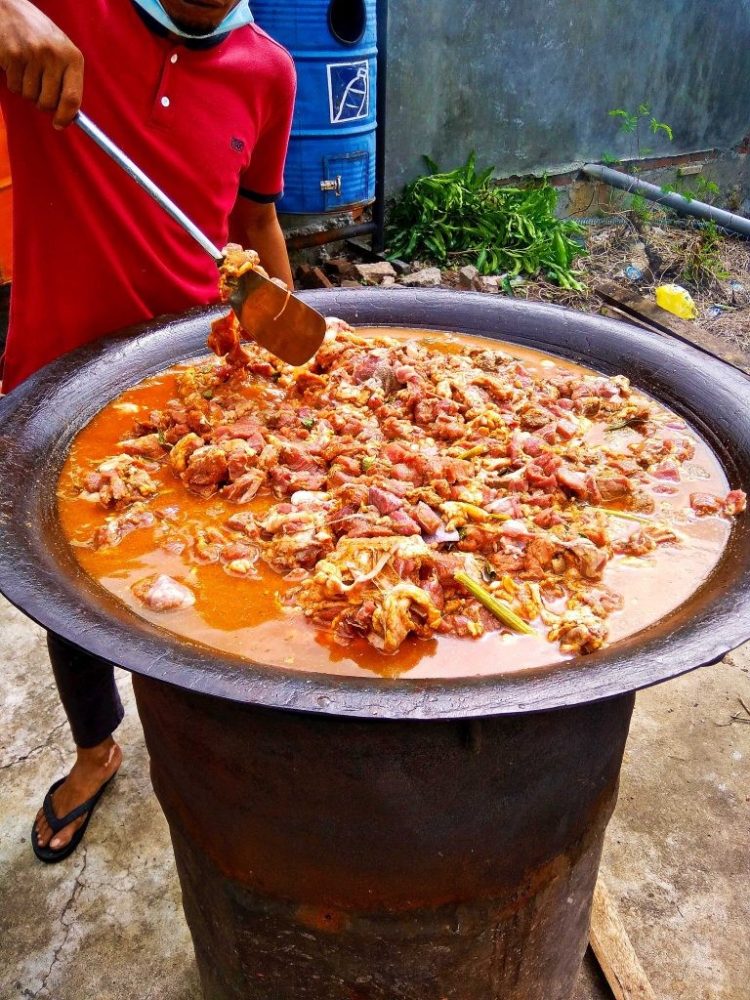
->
xmin=326 ymin=60 xmax=370 ymax=124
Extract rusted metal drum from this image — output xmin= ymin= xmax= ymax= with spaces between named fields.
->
xmin=1 ymin=291 xmax=750 ymax=1000
xmin=134 ymin=676 xmax=633 ymax=1000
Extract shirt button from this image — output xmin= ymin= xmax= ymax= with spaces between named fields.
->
xmin=170 ymin=53 xmax=178 ymax=64
xmin=161 ymin=96 xmax=170 ymax=108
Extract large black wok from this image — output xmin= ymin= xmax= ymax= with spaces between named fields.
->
xmin=1 ymin=289 xmax=748 ymax=718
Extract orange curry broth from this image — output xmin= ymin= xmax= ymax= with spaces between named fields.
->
xmin=57 ymin=328 xmax=731 ymax=679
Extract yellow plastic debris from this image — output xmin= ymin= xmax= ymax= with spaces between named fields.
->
xmin=655 ymin=284 xmax=698 ymax=320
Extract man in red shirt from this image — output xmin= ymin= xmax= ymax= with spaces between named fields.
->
xmin=0 ymin=0 xmax=296 ymax=859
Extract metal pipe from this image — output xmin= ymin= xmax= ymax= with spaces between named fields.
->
xmin=372 ymin=0 xmax=389 ymax=252
xmin=75 ymin=111 xmax=224 ymax=260
xmin=582 ymin=162 xmax=750 ymax=238
xmin=285 ymin=221 xmax=375 ymax=251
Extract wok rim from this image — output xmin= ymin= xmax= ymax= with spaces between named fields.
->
xmin=1 ymin=287 xmax=749 ymax=719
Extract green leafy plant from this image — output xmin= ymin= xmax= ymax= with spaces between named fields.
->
xmin=607 ymin=104 xmax=673 ymax=161
xmin=385 ymin=154 xmax=587 ymax=290
xmin=601 ymin=152 xmax=622 ymax=167
xmin=695 ymin=175 xmax=721 ymax=203
xmin=629 ymin=193 xmax=653 ymax=224
xmin=604 ymin=105 xmax=722 ymax=221
xmin=661 ymin=173 xmax=721 ymax=206
xmin=682 ymin=220 xmax=729 ymax=286
xmin=602 ymin=104 xmax=674 ymax=223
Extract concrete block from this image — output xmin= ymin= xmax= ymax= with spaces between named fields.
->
xmin=324 ymin=257 xmax=357 ymax=280
xmin=353 ymin=262 xmax=398 ymax=284
xmin=479 ymin=275 xmax=502 ymax=293
xmin=400 ymin=267 xmax=443 ymax=287
xmin=459 ymin=264 xmax=480 ymax=289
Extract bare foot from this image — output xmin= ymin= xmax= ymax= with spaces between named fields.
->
xmin=35 ymin=738 xmax=122 ymax=851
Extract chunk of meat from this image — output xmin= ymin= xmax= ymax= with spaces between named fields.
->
xmin=225 ymin=511 xmax=260 ymax=538
xmin=220 ymin=469 xmax=265 ymax=503
xmin=563 ymin=540 xmax=608 ymax=581
xmin=613 ymin=525 xmax=678 ymax=556
xmin=217 ymin=243 xmax=261 ymax=299
xmin=259 ymin=504 xmax=334 ymax=572
xmin=500 ymin=519 xmax=533 ymax=540
xmin=556 ymin=417 xmax=578 ymax=440
xmin=92 ymin=503 xmax=156 ymax=549
xmin=526 ymin=462 xmax=559 ymax=494
xmin=595 ymin=474 xmax=631 ymax=502
xmin=533 ymin=509 xmax=564 ymax=529
xmin=368 ymin=486 xmax=403 ymax=515
xmin=270 ymin=464 xmax=328 ymax=495
xmin=388 ymin=508 xmax=422 ymax=536
xmin=723 ymin=489 xmax=747 ymax=516
xmin=213 ymin=418 xmax=265 ymax=451
xmin=208 ymin=311 xmax=251 ymax=367
xmin=413 ymin=501 xmax=444 ymax=536
xmin=370 ymin=583 xmax=443 ymax=652
xmin=208 ymin=313 xmax=236 ymax=357
xmin=181 ymin=446 xmax=229 ymax=498
xmin=192 ymin=528 xmax=225 ymax=564
xmin=324 ymin=316 xmax=354 ymax=335
xmin=119 ymin=433 xmax=166 ymax=459
xmin=522 ymin=536 xmax=565 ymax=579
xmin=556 ymin=467 xmax=600 ymax=502
xmin=216 ymin=438 xmax=258 ymax=482
xmin=82 ymin=455 xmax=159 ymax=510
xmin=689 ymin=493 xmax=723 ymax=516
xmin=169 ymin=433 xmax=205 ymax=475
xmin=652 ymin=460 xmax=680 ymax=482
xmin=546 ymin=608 xmax=607 ymax=654
xmin=132 ymin=574 xmax=195 ymax=611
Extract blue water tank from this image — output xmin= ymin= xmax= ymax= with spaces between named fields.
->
xmin=251 ymin=0 xmax=377 ymax=214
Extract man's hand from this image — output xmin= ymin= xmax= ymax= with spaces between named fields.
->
xmin=0 ymin=0 xmax=83 ymax=128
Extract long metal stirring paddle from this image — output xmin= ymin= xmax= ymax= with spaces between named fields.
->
xmin=74 ymin=111 xmax=327 ymax=366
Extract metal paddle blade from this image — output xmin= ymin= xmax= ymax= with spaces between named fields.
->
xmin=228 ymin=270 xmax=327 ymax=367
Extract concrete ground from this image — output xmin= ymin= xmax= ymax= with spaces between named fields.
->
xmin=1 ymin=593 xmax=748 ymax=1000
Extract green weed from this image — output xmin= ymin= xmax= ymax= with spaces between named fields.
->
xmin=602 ymin=104 xmax=674 ymax=223
xmin=682 ymin=221 xmax=729 ymax=286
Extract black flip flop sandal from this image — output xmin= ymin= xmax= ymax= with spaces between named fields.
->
xmin=31 ymin=772 xmax=117 ymax=864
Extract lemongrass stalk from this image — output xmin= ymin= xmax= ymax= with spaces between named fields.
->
xmin=458 ymin=444 xmax=487 ymax=460
xmin=456 ymin=502 xmax=490 ymax=521
xmin=588 ymin=506 xmax=654 ymax=524
xmin=454 ymin=571 xmax=537 ymax=635
xmin=454 ymin=501 xmax=510 ymax=523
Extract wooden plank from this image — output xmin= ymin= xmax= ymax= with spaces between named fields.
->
xmin=589 ymin=880 xmax=657 ymax=1000
xmin=599 ymin=304 xmax=664 ymax=335
xmin=595 ymin=280 xmax=750 ymax=375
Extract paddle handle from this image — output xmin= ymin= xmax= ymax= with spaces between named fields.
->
xmin=74 ymin=111 xmax=223 ymax=262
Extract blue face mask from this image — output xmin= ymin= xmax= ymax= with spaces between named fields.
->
xmin=131 ymin=0 xmax=254 ymax=39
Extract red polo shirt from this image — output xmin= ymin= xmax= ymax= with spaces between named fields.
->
xmin=0 ymin=0 xmax=295 ymax=392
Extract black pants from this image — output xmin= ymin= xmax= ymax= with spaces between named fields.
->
xmin=47 ymin=633 xmax=125 ymax=749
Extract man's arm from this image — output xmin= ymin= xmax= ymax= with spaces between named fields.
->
xmin=228 ymin=198 xmax=293 ymax=289
xmin=0 ymin=0 xmax=83 ymax=127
